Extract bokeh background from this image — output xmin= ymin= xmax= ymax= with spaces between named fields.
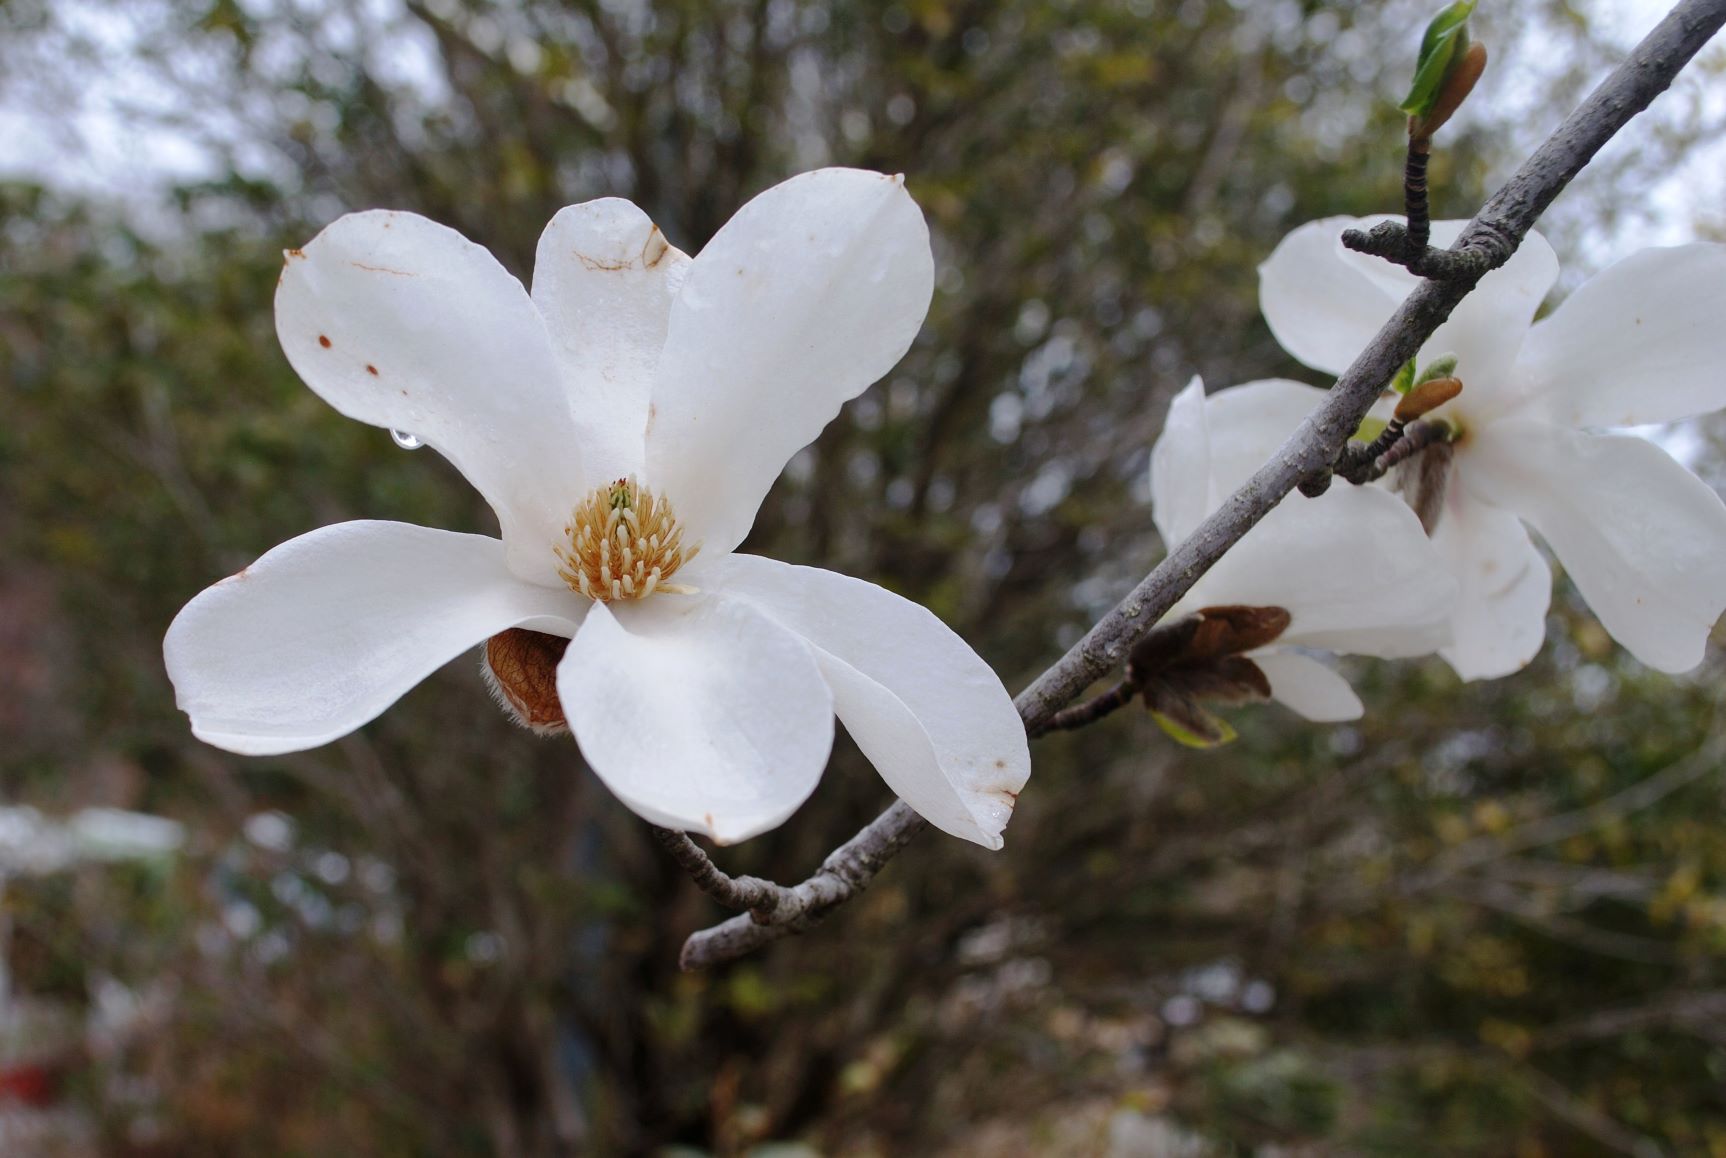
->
xmin=4 ymin=0 xmax=1726 ymax=1153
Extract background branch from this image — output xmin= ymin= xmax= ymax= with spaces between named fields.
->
xmin=669 ymin=0 xmax=1726 ymax=969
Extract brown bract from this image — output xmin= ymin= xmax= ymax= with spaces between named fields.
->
xmin=482 ymin=628 xmax=572 ymax=735
xmin=1129 ymin=605 xmax=1291 ymax=746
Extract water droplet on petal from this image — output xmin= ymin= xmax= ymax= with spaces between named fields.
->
xmin=390 ymin=429 xmax=425 ymax=450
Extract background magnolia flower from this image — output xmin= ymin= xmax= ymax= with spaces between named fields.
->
xmin=1261 ymin=217 xmax=1726 ymax=680
xmin=1148 ymin=377 xmax=1457 ymax=724
xmin=164 ymin=168 xmax=1030 ymax=848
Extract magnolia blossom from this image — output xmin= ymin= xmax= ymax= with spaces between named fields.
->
xmin=1261 ymin=217 xmax=1726 ymax=679
xmin=1148 ymin=378 xmax=1457 ymax=724
xmin=165 ymin=169 xmax=1030 ymax=847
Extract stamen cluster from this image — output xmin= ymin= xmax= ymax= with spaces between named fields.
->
xmin=556 ymin=477 xmax=696 ymax=602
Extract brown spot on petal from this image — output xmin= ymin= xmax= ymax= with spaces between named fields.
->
xmin=642 ymin=226 xmax=670 ymax=268
xmin=351 ymin=261 xmax=413 ymax=276
xmin=318 ymin=334 xmax=332 ymax=348
xmin=285 ymin=248 xmax=305 ymax=259
xmin=575 ymin=252 xmax=631 ymax=272
xmin=482 ymin=629 xmax=571 ymax=736
xmin=366 ymin=364 xmax=379 ymax=376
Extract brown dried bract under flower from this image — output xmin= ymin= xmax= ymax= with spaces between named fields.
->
xmin=1128 ymin=604 xmax=1292 ymax=678
xmin=482 ymin=628 xmax=571 ymax=735
xmin=1393 ymin=439 xmax=1456 ymax=535
xmin=556 ymin=477 xmax=697 ymax=602
xmin=1129 ymin=605 xmax=1292 ymax=746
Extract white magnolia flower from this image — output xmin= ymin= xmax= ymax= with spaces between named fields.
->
xmin=1148 ymin=377 xmax=1457 ymax=724
xmin=1260 ymin=217 xmax=1726 ymax=680
xmin=164 ymin=169 xmax=1030 ymax=847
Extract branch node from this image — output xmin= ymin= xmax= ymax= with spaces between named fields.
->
xmin=1339 ymin=220 xmax=1502 ymax=282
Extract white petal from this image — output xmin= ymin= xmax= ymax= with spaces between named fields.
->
xmin=531 ymin=198 xmax=692 ymax=481
xmin=1465 ymin=419 xmax=1726 ymax=672
xmin=1430 ymin=488 xmax=1552 ymax=680
xmin=1258 ymin=217 xmax=1557 ymax=417
xmin=646 ymin=169 xmax=934 ymax=554
xmin=1150 ymin=377 xmax=1331 ymax=553
xmin=276 ymin=212 xmax=584 ymax=585
xmin=1513 ymin=244 xmax=1726 ymax=428
xmin=1259 ymin=215 xmax=1413 ymax=376
xmin=1201 ymin=378 xmax=1332 ymax=493
xmin=1431 ymin=226 xmax=1558 ymax=418
xmin=163 ymin=522 xmax=583 ymax=756
xmin=710 ymin=555 xmax=1030 ymax=849
xmin=1178 ymin=485 xmax=1455 ymax=659
xmin=1252 ymin=651 xmax=1364 ymax=722
xmin=1149 ymin=377 xmax=1214 ymax=547
xmin=556 ymin=593 xmax=834 ymax=844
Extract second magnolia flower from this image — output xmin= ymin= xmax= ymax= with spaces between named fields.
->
xmin=1261 ymin=217 xmax=1726 ymax=680
xmin=1147 ymin=377 xmax=1458 ymax=735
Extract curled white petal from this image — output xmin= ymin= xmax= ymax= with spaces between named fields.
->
xmin=1253 ymin=651 xmax=1365 ymax=722
xmin=1513 ymin=243 xmax=1726 ymax=428
xmin=1149 ymin=377 xmax=1215 ymax=547
xmin=164 ymin=522 xmax=582 ymax=756
xmin=1259 ymin=217 xmax=1557 ymax=418
xmin=275 ymin=211 xmax=584 ymax=586
xmin=1259 ymin=215 xmax=1413 ymax=376
xmin=1161 ymin=379 xmax=1456 ymax=660
xmin=647 ymin=168 xmax=934 ymax=555
xmin=1464 ymin=419 xmax=1726 ymax=673
xmin=532 ymin=198 xmax=692 ymax=482
xmin=1200 ymin=378 xmax=1332 ymax=493
xmin=710 ymin=555 xmax=1030 ymax=849
xmin=1430 ymin=489 xmax=1552 ymax=681
xmin=556 ymin=593 xmax=834 ymax=844
xmin=1177 ymin=487 xmax=1454 ymax=658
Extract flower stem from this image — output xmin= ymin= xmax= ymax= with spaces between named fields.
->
xmin=1406 ymin=137 xmax=1433 ymax=250
xmin=648 ymin=826 xmax=787 ymax=915
xmin=1028 ymin=678 xmax=1137 ymax=738
xmin=1344 ymin=417 xmax=1454 ymax=485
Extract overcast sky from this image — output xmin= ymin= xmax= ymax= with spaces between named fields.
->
xmin=1 ymin=0 xmax=1720 ymax=253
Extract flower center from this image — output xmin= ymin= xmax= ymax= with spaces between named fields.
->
xmin=555 ymin=477 xmax=697 ymax=602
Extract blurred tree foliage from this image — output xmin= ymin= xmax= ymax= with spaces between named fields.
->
xmin=3 ymin=0 xmax=1725 ymax=1154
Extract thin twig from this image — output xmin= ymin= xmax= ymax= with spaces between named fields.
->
xmin=1027 ymin=678 xmax=1137 ymax=738
xmin=1343 ymin=417 xmax=1453 ymax=484
xmin=675 ymin=0 xmax=1726 ymax=971
xmin=1405 ymin=136 xmax=1433 ymax=250
xmin=648 ymin=826 xmax=786 ymax=914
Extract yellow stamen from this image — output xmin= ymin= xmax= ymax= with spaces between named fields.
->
xmin=555 ymin=477 xmax=698 ymax=602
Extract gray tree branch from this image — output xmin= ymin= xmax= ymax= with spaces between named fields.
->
xmin=673 ymin=0 xmax=1726 ymax=971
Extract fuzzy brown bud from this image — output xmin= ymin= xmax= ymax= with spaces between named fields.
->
xmin=482 ymin=628 xmax=571 ymax=735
